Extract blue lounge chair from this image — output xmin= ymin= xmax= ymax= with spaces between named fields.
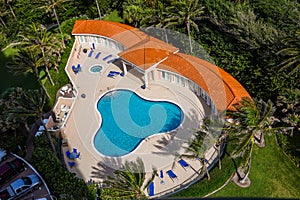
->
xmin=107 ymin=58 xmax=118 ymax=64
xmin=109 ymin=71 xmax=120 ymax=75
xmin=95 ymin=52 xmax=101 ymax=59
xmin=88 ymin=50 xmax=93 ymax=57
xmin=178 ymin=159 xmax=189 ymax=170
xmin=148 ymin=182 xmax=154 ymax=196
xmin=77 ymin=64 xmax=81 ymax=71
xmin=198 ymin=157 xmax=209 ymax=164
xmin=166 ymin=170 xmax=178 ymax=182
xmin=75 ymin=152 xmax=80 ymax=159
xmin=103 ymin=54 xmax=112 ymax=61
xmin=107 ymin=73 xmax=115 ymax=78
xmin=68 ymin=161 xmax=75 ymax=168
xmin=66 ymin=150 xmax=71 ymax=158
xmin=72 ymin=65 xmax=78 ymax=74
xmin=107 ymin=71 xmax=120 ymax=77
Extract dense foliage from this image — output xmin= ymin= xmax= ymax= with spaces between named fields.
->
xmin=31 ymin=135 xmax=95 ymax=199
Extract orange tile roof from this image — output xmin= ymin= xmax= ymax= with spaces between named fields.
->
xmin=72 ymin=20 xmax=148 ymax=48
xmin=158 ymin=53 xmax=251 ymax=111
xmin=72 ymin=20 xmax=251 ymax=111
xmin=118 ymin=37 xmax=178 ymax=70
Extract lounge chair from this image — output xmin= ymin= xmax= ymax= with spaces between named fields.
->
xmin=73 ymin=148 xmax=78 ymax=154
xmin=198 ymin=157 xmax=209 ymax=164
xmin=178 ymin=159 xmax=189 ymax=171
xmin=148 ymin=182 xmax=154 ymax=196
xmin=109 ymin=71 xmax=120 ymax=75
xmin=88 ymin=50 xmax=93 ymax=57
xmin=68 ymin=161 xmax=75 ymax=168
xmin=72 ymin=65 xmax=79 ymax=74
xmin=77 ymin=64 xmax=81 ymax=71
xmin=75 ymin=152 xmax=80 ymax=159
xmin=103 ymin=54 xmax=112 ymax=61
xmin=166 ymin=170 xmax=178 ymax=182
xmin=107 ymin=71 xmax=120 ymax=77
xmin=107 ymin=58 xmax=118 ymax=64
xmin=95 ymin=52 xmax=101 ymax=59
xmin=66 ymin=150 xmax=71 ymax=158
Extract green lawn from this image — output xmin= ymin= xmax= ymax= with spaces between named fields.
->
xmin=213 ymin=135 xmax=300 ymax=198
xmin=0 ymin=47 xmax=39 ymax=93
xmin=173 ymin=135 xmax=300 ymax=199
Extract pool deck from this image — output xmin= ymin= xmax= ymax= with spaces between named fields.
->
xmin=60 ymin=44 xmax=219 ymax=197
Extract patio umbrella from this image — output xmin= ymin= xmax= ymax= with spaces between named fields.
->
xmin=160 ymin=170 xmax=164 ymax=179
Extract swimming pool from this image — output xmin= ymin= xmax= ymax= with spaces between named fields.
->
xmin=94 ymin=89 xmax=183 ymax=157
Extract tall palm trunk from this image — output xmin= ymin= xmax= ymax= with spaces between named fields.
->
xmin=0 ymin=17 xmax=7 ymax=27
xmin=204 ymin=160 xmax=210 ymax=180
xmin=44 ymin=65 xmax=55 ymax=86
xmin=95 ymin=0 xmax=102 ymax=19
xmin=199 ymin=158 xmax=210 ymax=180
xmin=35 ymin=69 xmax=51 ymax=98
xmin=51 ymin=5 xmax=65 ymax=48
xmin=186 ymin=20 xmax=193 ymax=53
xmin=40 ymin=115 xmax=56 ymax=153
xmin=41 ymin=49 xmax=55 ymax=86
xmin=215 ymin=144 xmax=222 ymax=170
xmin=239 ymin=157 xmax=251 ymax=184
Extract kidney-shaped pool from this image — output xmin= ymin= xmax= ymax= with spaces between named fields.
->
xmin=93 ymin=89 xmax=183 ymax=157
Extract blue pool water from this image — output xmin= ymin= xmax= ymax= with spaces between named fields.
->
xmin=93 ymin=89 xmax=183 ymax=157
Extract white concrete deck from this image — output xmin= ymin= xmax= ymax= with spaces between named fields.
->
xmin=61 ymin=43 xmax=219 ymax=198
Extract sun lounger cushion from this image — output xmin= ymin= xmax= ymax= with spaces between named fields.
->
xmin=66 ymin=151 xmax=71 ymax=158
xmin=166 ymin=170 xmax=177 ymax=180
xmin=103 ymin=54 xmax=112 ymax=61
xmin=148 ymin=182 xmax=154 ymax=196
xmin=178 ymin=159 xmax=189 ymax=168
xmin=95 ymin=52 xmax=101 ymax=59
xmin=68 ymin=161 xmax=75 ymax=167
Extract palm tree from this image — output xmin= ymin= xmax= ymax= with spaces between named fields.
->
xmin=122 ymin=0 xmax=145 ymax=27
xmin=202 ymin=116 xmax=227 ymax=170
xmin=181 ymin=130 xmax=211 ymax=180
xmin=5 ymin=88 xmax=56 ymax=153
xmin=39 ymin=0 xmax=70 ymax=48
xmin=226 ymin=98 xmax=279 ymax=184
xmin=103 ymin=158 xmax=155 ymax=199
xmin=6 ymin=48 xmax=50 ymax=98
xmin=159 ymin=0 xmax=205 ymax=53
xmin=277 ymin=31 xmax=300 ymax=75
xmin=19 ymin=23 xmax=62 ymax=85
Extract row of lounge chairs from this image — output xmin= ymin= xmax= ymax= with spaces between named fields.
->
xmin=87 ymin=50 xmax=118 ymax=64
xmin=148 ymin=159 xmax=193 ymax=197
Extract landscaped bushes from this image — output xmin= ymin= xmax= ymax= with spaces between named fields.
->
xmin=31 ymin=135 xmax=95 ymax=199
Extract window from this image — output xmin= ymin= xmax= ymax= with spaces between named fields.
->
xmin=149 ymin=71 xmax=154 ymax=80
xmin=181 ymin=77 xmax=186 ymax=87
xmin=175 ymin=75 xmax=180 ymax=84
